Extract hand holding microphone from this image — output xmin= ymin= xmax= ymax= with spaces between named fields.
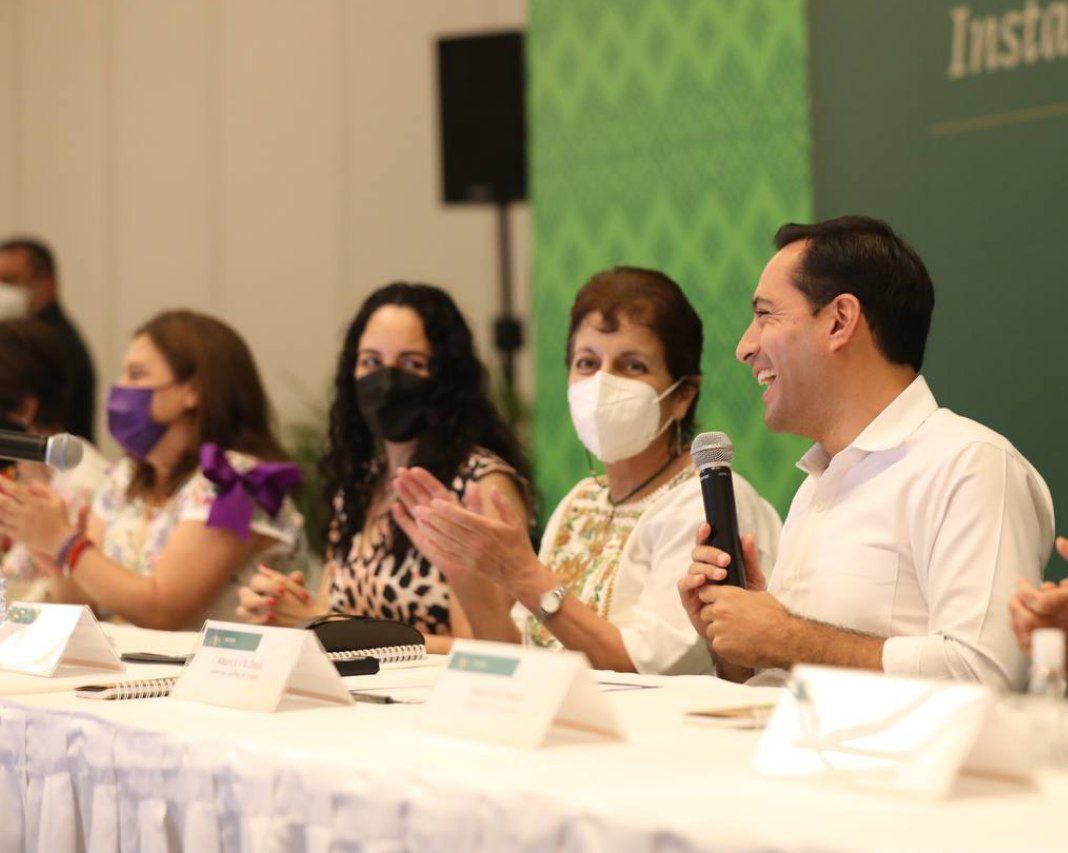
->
xmin=690 ymin=432 xmax=749 ymax=587
xmin=678 ymin=432 xmax=768 ymax=644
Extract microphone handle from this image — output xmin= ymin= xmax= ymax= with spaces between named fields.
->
xmin=699 ymin=466 xmax=747 ymax=588
xmin=0 ymin=429 xmax=49 ymax=464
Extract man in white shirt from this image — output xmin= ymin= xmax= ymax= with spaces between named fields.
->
xmin=679 ymin=216 xmax=1054 ymax=689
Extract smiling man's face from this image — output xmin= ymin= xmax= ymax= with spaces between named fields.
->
xmin=735 ymin=241 xmax=831 ymax=438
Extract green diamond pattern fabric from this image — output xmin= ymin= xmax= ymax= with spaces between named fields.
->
xmin=529 ymin=0 xmax=813 ymax=520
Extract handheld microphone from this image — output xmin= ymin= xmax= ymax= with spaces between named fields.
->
xmin=690 ymin=431 xmax=746 ymax=588
xmin=0 ymin=430 xmax=83 ymax=471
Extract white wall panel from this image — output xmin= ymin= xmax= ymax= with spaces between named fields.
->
xmin=15 ymin=0 xmax=111 ymax=435
xmin=111 ymin=0 xmax=213 ymax=343
xmin=0 ymin=0 xmax=17 ymax=233
xmin=220 ymin=0 xmax=344 ymax=423
xmin=1 ymin=0 xmax=530 ymax=446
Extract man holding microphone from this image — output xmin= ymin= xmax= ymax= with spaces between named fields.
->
xmin=680 ymin=216 xmax=1054 ymax=690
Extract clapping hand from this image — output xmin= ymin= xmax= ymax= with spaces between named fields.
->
xmin=0 ymin=480 xmax=74 ymax=557
xmin=393 ymin=469 xmax=537 ymax=593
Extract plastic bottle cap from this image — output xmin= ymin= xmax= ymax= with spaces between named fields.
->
xmin=1033 ymin=628 xmax=1067 ymax=670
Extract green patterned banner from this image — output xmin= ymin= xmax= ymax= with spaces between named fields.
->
xmin=529 ymin=0 xmax=812 ymax=518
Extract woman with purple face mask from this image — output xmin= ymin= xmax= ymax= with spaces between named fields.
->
xmin=0 ymin=310 xmax=306 ymax=630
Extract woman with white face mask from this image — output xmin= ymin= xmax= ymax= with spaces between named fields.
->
xmin=394 ymin=267 xmax=782 ymax=675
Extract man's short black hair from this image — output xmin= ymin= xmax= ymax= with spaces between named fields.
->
xmin=0 ymin=237 xmax=57 ymax=279
xmin=773 ymin=216 xmax=935 ymax=372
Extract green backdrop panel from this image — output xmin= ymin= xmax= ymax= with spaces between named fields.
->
xmin=528 ymin=0 xmax=812 ymax=520
xmin=808 ymin=0 xmax=1068 ymax=578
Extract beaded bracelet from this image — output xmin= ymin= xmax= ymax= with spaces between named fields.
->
xmin=65 ymin=536 xmax=92 ymax=575
xmin=54 ymin=530 xmax=81 ymax=568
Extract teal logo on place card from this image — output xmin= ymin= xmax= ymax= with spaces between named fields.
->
xmin=203 ymin=628 xmax=262 ymax=652
xmin=7 ymin=605 xmax=39 ymax=625
xmin=448 ymin=651 xmax=519 ymax=677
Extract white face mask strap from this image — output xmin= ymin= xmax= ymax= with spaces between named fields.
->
xmin=656 ymin=376 xmax=686 ymax=402
xmin=652 ymin=376 xmax=687 ymax=448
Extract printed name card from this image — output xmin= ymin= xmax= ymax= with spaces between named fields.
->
xmin=0 ymin=603 xmax=122 ymax=677
xmin=169 ymin=620 xmax=353 ymax=712
xmin=753 ymin=665 xmax=994 ymax=798
xmin=421 ymin=639 xmax=624 ymax=748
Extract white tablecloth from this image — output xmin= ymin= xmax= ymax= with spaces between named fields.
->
xmin=0 ymin=628 xmax=1063 ymax=852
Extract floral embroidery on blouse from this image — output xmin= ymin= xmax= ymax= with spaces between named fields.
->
xmin=526 ymin=467 xmax=695 ymax=650
xmin=91 ymin=452 xmax=307 ymax=626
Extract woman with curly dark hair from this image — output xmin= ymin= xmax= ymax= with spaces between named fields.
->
xmin=237 ymin=283 xmax=531 ymax=649
xmin=392 ymin=267 xmax=782 ymax=674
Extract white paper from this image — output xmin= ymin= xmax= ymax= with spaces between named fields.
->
xmin=169 ymin=620 xmax=352 ymax=712
xmin=421 ymin=639 xmax=624 ymax=748
xmin=753 ymin=665 xmax=993 ymax=798
xmin=0 ymin=603 xmax=122 ymax=677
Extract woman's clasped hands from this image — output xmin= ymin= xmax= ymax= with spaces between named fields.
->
xmin=235 ymin=564 xmax=316 ymax=626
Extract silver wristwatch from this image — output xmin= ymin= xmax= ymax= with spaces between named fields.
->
xmin=534 ymin=585 xmax=568 ymax=624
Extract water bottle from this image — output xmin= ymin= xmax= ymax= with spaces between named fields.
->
xmin=1029 ymin=628 xmax=1067 ymax=699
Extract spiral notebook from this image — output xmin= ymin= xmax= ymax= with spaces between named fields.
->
xmin=328 ymin=645 xmax=425 ymax=664
xmin=77 ymin=677 xmax=180 ymax=701
xmin=75 ymin=647 xmax=425 ymax=700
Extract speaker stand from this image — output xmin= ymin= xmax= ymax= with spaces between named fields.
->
xmin=493 ymin=200 xmax=523 ymax=394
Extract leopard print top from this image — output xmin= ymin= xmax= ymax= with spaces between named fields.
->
xmin=327 ymin=448 xmax=520 ymax=635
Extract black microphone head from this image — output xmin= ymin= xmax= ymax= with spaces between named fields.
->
xmin=45 ymin=433 xmax=84 ymax=471
xmin=690 ymin=431 xmax=734 ymax=470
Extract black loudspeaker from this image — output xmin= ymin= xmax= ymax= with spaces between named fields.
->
xmin=437 ymin=32 xmax=526 ymax=204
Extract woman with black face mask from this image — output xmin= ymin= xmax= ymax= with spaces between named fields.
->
xmin=236 ymin=283 xmax=532 ymax=651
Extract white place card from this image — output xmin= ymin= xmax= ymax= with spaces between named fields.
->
xmin=169 ymin=620 xmax=353 ymax=712
xmin=753 ymin=664 xmax=994 ymax=798
xmin=0 ymin=602 xmax=122 ymax=677
xmin=421 ymin=639 xmax=624 ymax=748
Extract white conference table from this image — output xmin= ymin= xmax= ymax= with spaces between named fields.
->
xmin=0 ymin=625 xmax=1064 ymax=852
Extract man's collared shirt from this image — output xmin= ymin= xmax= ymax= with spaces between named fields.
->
xmin=767 ymin=375 xmax=1054 ymax=690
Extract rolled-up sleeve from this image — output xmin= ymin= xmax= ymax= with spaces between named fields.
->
xmin=882 ymin=443 xmax=1053 ymax=690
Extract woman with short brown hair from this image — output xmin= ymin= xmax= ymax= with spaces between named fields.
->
xmin=395 ymin=267 xmax=782 ymax=674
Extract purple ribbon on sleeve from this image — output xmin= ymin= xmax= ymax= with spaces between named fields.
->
xmin=199 ymin=443 xmax=303 ymax=539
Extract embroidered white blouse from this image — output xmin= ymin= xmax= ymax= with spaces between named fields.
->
xmin=514 ymin=466 xmax=782 ymax=675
